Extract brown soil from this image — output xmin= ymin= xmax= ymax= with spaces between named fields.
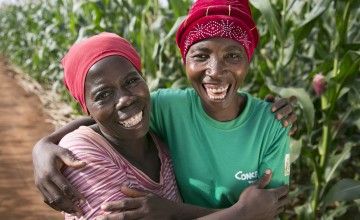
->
xmin=0 ymin=57 xmax=68 ymax=220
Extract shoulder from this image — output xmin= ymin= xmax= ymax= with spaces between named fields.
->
xmin=244 ymin=93 xmax=288 ymax=131
xmin=246 ymin=93 xmax=272 ymax=110
xmin=151 ymin=88 xmax=195 ymax=101
xmin=60 ymin=126 xmax=93 ymax=144
xmin=59 ymin=126 xmax=104 ymax=152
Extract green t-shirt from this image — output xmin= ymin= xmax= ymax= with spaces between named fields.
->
xmin=150 ymin=88 xmax=290 ymax=208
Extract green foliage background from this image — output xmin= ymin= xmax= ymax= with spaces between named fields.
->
xmin=0 ymin=0 xmax=359 ymax=219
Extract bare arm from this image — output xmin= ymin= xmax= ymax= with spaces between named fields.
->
xmin=32 ymin=117 xmax=95 ymax=216
xmin=95 ymin=170 xmax=288 ymax=220
xmin=196 ymin=171 xmax=288 ymax=220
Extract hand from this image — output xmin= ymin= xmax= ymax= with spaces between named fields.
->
xmin=96 ymin=186 xmax=177 ymax=220
xmin=237 ymin=169 xmax=289 ymax=220
xmin=265 ymin=94 xmax=297 ymax=136
xmin=32 ymin=138 xmax=86 ymax=217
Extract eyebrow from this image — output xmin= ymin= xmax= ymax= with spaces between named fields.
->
xmin=223 ymin=45 xmax=243 ymax=52
xmin=189 ymin=46 xmax=212 ymax=53
xmin=189 ymin=44 xmax=244 ymax=53
xmin=90 ymin=84 xmax=107 ymax=96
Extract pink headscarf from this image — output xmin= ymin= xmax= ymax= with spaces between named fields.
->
xmin=62 ymin=32 xmax=142 ymax=114
xmin=176 ymin=0 xmax=259 ymax=63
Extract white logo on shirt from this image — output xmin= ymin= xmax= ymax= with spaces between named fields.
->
xmin=235 ymin=170 xmax=258 ymax=184
xmin=285 ymin=154 xmax=290 ymax=176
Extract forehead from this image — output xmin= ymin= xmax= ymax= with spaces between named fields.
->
xmin=189 ymin=37 xmax=245 ymax=51
xmin=86 ymin=56 xmax=139 ymax=83
xmin=89 ymin=55 xmax=137 ymax=75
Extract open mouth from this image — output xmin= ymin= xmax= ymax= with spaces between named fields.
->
xmin=118 ymin=111 xmax=143 ymax=128
xmin=203 ymin=84 xmax=230 ymax=100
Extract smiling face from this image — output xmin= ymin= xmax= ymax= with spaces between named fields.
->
xmin=185 ymin=37 xmax=249 ymax=121
xmin=84 ymin=55 xmax=150 ymax=141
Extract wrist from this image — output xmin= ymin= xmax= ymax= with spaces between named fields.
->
xmin=232 ymin=201 xmax=251 ymax=220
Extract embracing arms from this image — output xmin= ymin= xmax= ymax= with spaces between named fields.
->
xmin=94 ymin=169 xmax=288 ymax=220
xmin=32 ymin=97 xmax=296 ymax=218
xmin=32 ymin=117 xmax=94 ymax=216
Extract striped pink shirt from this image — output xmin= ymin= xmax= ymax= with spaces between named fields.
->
xmin=59 ymin=126 xmax=181 ymax=220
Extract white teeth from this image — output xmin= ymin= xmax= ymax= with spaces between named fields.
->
xmin=119 ymin=111 xmax=143 ymax=128
xmin=205 ymin=85 xmax=229 ymax=100
xmin=208 ymin=94 xmax=227 ymax=99
xmin=207 ymin=86 xmax=228 ymax=93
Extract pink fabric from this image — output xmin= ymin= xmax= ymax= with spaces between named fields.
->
xmin=62 ymin=32 xmax=142 ymax=114
xmin=176 ymin=0 xmax=259 ymax=63
xmin=60 ymin=126 xmax=182 ymax=220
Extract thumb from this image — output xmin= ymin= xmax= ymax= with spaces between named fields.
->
xmin=264 ymin=94 xmax=275 ymax=103
xmin=253 ymin=169 xmax=272 ymax=189
xmin=121 ymin=186 xmax=148 ymax=198
xmin=59 ymin=148 xmax=86 ymax=168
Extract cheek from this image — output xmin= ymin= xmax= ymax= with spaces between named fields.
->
xmin=233 ymin=69 xmax=248 ymax=86
xmin=88 ymin=103 xmax=114 ymax=123
xmin=185 ymin=64 xmax=201 ymax=81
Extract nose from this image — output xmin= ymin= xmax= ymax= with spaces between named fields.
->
xmin=205 ymin=58 xmax=225 ymax=79
xmin=115 ymin=92 xmax=136 ymax=110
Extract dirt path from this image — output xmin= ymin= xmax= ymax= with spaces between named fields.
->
xmin=0 ymin=57 xmax=63 ymax=219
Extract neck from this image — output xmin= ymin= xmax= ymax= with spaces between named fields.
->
xmin=92 ymin=125 xmax=160 ymax=183
xmin=202 ymin=94 xmax=247 ymax=122
xmin=93 ymin=125 xmax=151 ymax=158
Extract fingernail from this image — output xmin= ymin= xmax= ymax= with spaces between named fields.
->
xmin=265 ymin=169 xmax=271 ymax=174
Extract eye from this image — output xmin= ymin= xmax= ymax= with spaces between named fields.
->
xmin=95 ymin=90 xmax=112 ymax=101
xmin=125 ymin=77 xmax=140 ymax=87
xmin=191 ymin=54 xmax=209 ymax=61
xmin=226 ymin=53 xmax=241 ymax=59
xmin=225 ymin=53 xmax=244 ymax=63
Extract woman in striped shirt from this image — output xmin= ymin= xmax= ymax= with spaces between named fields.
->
xmin=58 ymin=32 xmax=181 ymax=219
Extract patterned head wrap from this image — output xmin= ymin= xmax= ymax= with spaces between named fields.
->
xmin=62 ymin=32 xmax=142 ymax=115
xmin=176 ymin=0 xmax=259 ymax=63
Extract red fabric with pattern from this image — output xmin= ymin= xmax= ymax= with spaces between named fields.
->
xmin=176 ymin=0 xmax=258 ymax=63
xmin=62 ymin=32 xmax=142 ymax=115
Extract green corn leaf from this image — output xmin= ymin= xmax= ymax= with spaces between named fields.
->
xmin=325 ymin=143 xmax=352 ymax=183
xmin=250 ymin=0 xmax=285 ymax=44
xmin=322 ymin=179 xmax=360 ymax=210
xmin=292 ymin=0 xmax=331 ymax=42
xmin=290 ymin=138 xmax=302 ymax=163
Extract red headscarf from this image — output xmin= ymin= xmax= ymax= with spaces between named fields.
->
xmin=176 ymin=0 xmax=259 ymax=63
xmin=62 ymin=32 xmax=142 ymax=115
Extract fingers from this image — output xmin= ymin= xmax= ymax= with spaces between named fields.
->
xmin=270 ymin=98 xmax=288 ymax=113
xmin=48 ymin=168 xmax=86 ymax=204
xmin=281 ymin=111 xmax=297 ymax=127
xmin=121 ymin=185 xmax=148 ymax=198
xmin=276 ymin=185 xmax=289 ymax=199
xmin=275 ymin=105 xmax=293 ymax=121
xmin=101 ymin=198 xmax=142 ymax=212
xmin=264 ymin=94 xmax=275 ymax=102
xmin=288 ymin=124 xmax=297 ymax=136
xmin=253 ymin=169 xmax=272 ymax=189
xmin=270 ymin=185 xmax=289 ymax=203
xmin=277 ymin=193 xmax=289 ymax=208
xmin=41 ymin=182 xmax=83 ymax=216
xmin=60 ymin=148 xmax=87 ymax=169
xmin=275 ymin=191 xmax=289 ymax=216
xmin=35 ymin=167 xmax=85 ymax=215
